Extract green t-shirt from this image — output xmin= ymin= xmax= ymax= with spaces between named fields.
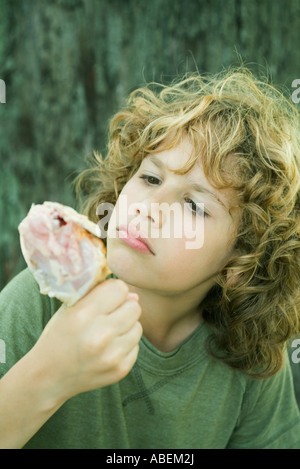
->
xmin=0 ymin=269 xmax=300 ymax=449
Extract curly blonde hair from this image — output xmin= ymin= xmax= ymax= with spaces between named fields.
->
xmin=76 ymin=67 xmax=300 ymax=378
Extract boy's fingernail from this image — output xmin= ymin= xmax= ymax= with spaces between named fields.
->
xmin=127 ymin=292 xmax=139 ymax=301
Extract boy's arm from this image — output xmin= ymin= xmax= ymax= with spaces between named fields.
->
xmin=0 ymin=348 xmax=66 ymax=449
xmin=0 ymin=270 xmax=142 ymax=448
xmin=0 ymin=269 xmax=63 ymax=448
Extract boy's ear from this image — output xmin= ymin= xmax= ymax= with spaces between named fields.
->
xmin=224 ymin=246 xmax=242 ymax=288
xmin=226 ymin=267 xmax=241 ymax=288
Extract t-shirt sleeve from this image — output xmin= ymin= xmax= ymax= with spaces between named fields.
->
xmin=227 ymin=353 xmax=300 ymax=449
xmin=0 ymin=268 xmax=61 ymax=379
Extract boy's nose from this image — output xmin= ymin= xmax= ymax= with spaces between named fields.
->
xmin=133 ymin=200 xmax=164 ymax=229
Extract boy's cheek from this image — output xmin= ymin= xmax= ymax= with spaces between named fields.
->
xmin=106 ymin=198 xmax=130 ymax=237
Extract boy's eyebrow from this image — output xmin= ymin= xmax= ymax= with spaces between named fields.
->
xmin=146 ymin=154 xmax=165 ymax=170
xmin=187 ymin=181 xmax=225 ymax=207
xmin=146 ymin=154 xmax=225 ymax=207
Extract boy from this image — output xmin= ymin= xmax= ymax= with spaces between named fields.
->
xmin=0 ymin=68 xmax=300 ymax=448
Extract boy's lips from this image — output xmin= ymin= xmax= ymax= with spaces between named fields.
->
xmin=117 ymin=224 xmax=155 ymax=255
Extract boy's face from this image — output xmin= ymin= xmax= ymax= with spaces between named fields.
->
xmin=106 ymin=136 xmax=239 ymax=295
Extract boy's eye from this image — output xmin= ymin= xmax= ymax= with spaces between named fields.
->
xmin=139 ymin=175 xmax=207 ymax=217
xmin=139 ymin=174 xmax=162 ymax=185
xmin=185 ymin=198 xmax=206 ymax=217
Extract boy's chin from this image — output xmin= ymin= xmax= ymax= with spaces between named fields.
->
xmin=106 ymin=246 xmax=140 ymax=283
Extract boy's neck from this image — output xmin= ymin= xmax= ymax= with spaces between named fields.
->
xmin=141 ymin=307 xmax=203 ymax=352
xmin=127 ymin=285 xmax=205 ymax=352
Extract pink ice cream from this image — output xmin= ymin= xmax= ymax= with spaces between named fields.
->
xmin=18 ymin=201 xmax=109 ymax=305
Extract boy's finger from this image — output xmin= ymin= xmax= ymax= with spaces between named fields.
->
xmin=73 ymin=278 xmax=129 ymax=316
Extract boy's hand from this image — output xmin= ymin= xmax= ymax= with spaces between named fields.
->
xmin=30 ymin=279 xmax=143 ymax=402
